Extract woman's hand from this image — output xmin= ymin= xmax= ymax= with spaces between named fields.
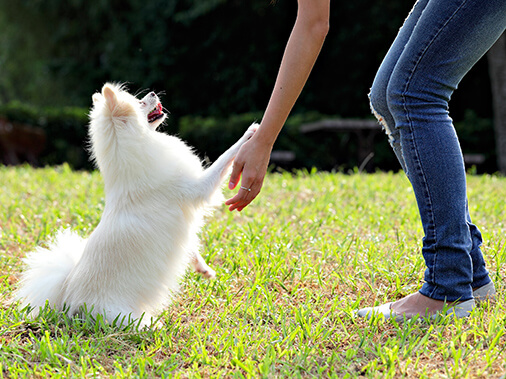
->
xmin=225 ymin=134 xmax=273 ymax=212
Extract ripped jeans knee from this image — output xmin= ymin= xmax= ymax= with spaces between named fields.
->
xmin=368 ymin=86 xmax=407 ymax=172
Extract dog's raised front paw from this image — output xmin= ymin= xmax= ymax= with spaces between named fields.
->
xmin=241 ymin=123 xmax=259 ymax=142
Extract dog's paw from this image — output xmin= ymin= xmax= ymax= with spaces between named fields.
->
xmin=248 ymin=122 xmax=259 ymax=133
xmin=191 ymin=254 xmax=217 ymax=279
xmin=197 ymin=266 xmax=216 ymax=279
xmin=195 ymin=263 xmax=216 ymax=279
xmin=241 ymin=123 xmax=259 ymax=142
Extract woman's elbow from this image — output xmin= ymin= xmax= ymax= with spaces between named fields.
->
xmin=304 ymin=14 xmax=330 ymax=42
xmin=316 ymin=20 xmax=330 ymax=40
xmin=308 ymin=19 xmax=329 ymax=44
xmin=298 ymin=0 xmax=330 ymax=40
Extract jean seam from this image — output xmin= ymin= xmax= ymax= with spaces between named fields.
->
xmin=399 ymin=0 xmax=469 ymax=298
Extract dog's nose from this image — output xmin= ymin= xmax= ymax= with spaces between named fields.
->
xmin=149 ymin=92 xmax=156 ymax=97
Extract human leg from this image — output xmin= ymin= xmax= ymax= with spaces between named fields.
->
xmin=386 ymin=0 xmax=505 ymax=303
xmin=363 ymin=0 xmax=505 ymax=318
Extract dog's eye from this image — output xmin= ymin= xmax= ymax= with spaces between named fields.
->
xmin=139 ymin=101 xmax=146 ymax=106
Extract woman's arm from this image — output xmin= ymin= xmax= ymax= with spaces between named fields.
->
xmin=226 ymin=0 xmax=330 ymax=211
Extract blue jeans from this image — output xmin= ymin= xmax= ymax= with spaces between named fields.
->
xmin=369 ymin=0 xmax=506 ymax=302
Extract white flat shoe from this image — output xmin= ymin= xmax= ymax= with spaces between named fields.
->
xmin=355 ymin=298 xmax=475 ymax=321
xmin=355 ymin=302 xmax=398 ymax=320
xmin=473 ymin=281 xmax=496 ymax=303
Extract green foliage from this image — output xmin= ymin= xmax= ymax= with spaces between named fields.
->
xmin=1 ymin=98 xmax=497 ymax=171
xmin=0 ymin=0 xmax=422 ymax=118
xmin=0 ymin=0 xmax=495 ymax=172
xmin=1 ymin=167 xmax=506 ymax=377
xmin=3 ymin=99 xmax=379 ymax=171
xmin=0 ymin=4 xmax=67 ymax=104
xmin=178 ymin=112 xmax=333 ymax=167
xmin=0 ymin=102 xmax=90 ymax=169
xmin=178 ymin=112 xmax=263 ymax=160
xmin=180 ymin=111 xmax=382 ymax=171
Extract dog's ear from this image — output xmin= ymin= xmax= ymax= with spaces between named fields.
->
xmin=102 ymin=84 xmax=118 ymax=113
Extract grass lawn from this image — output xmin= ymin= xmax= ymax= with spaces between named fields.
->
xmin=1 ymin=164 xmax=505 ymax=378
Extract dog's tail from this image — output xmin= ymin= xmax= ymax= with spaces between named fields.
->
xmin=14 ymin=229 xmax=86 ymax=316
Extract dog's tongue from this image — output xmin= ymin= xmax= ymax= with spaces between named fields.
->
xmin=148 ymin=103 xmax=163 ymax=123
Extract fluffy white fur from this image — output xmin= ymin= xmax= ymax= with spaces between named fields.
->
xmin=14 ymin=83 xmax=256 ymax=327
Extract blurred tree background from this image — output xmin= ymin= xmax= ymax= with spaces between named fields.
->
xmin=0 ymin=0 xmax=499 ymax=171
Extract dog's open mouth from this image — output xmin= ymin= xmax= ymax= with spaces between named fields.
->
xmin=148 ymin=103 xmax=164 ymax=123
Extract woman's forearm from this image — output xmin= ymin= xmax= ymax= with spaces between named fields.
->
xmin=255 ymin=0 xmax=330 ymax=147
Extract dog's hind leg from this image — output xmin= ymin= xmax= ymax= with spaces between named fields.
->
xmin=187 ymin=226 xmax=216 ymax=279
xmin=191 ymin=250 xmax=216 ymax=279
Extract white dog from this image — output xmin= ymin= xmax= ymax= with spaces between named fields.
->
xmin=14 ymin=83 xmax=256 ymax=327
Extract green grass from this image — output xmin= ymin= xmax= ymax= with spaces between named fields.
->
xmin=1 ymin=164 xmax=505 ymax=378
